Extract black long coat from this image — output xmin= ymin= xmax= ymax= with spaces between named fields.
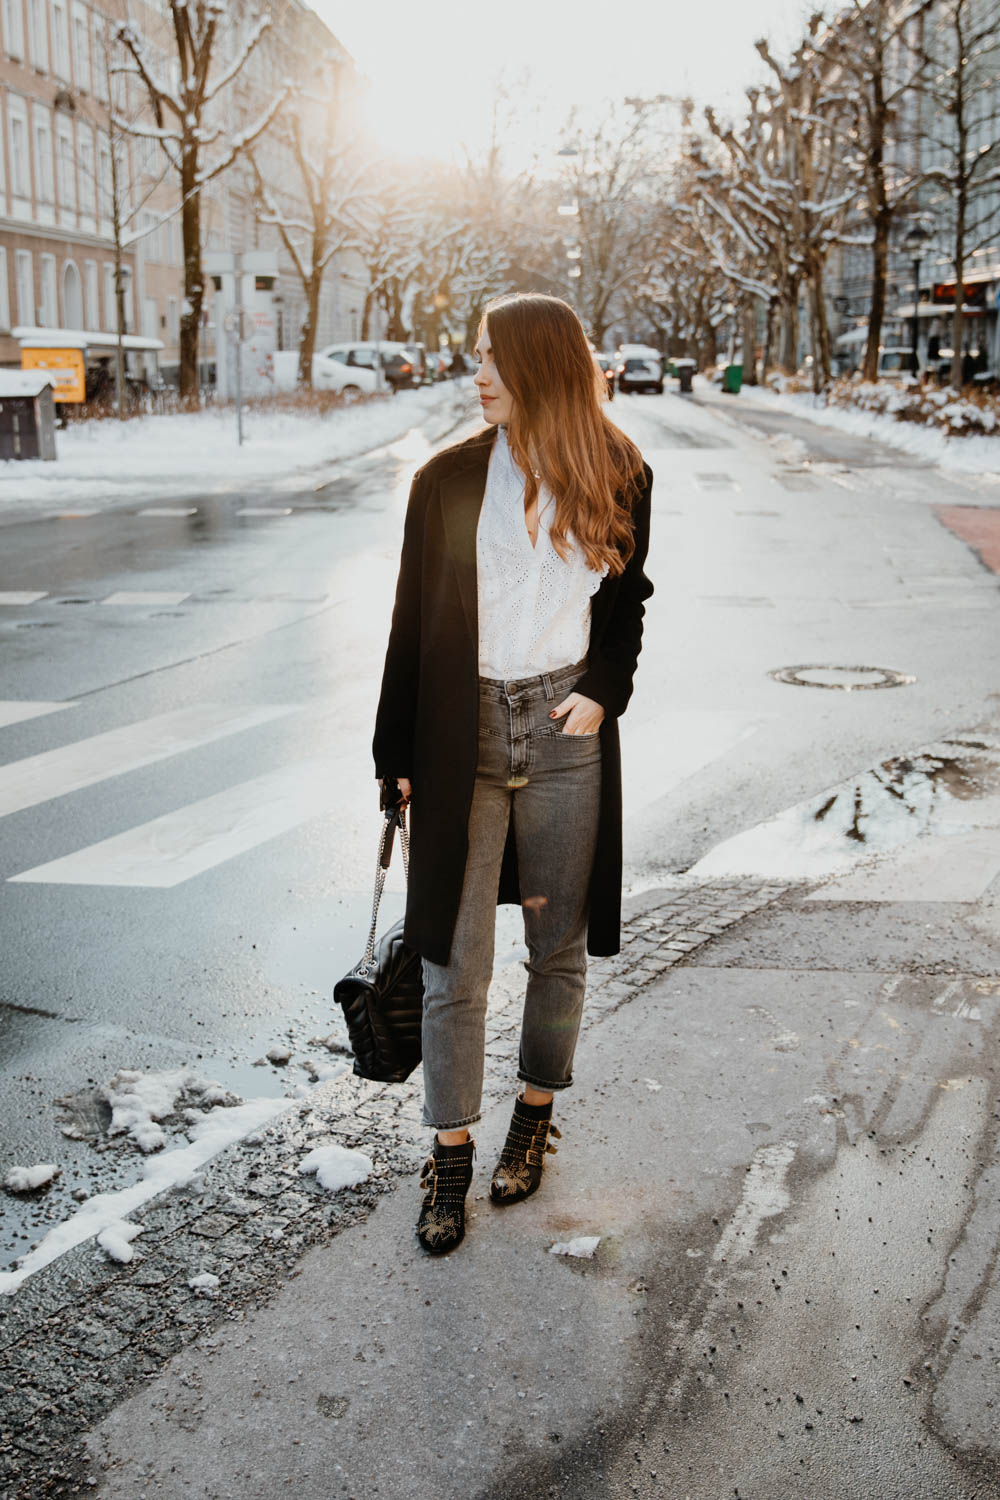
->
xmin=372 ymin=426 xmax=653 ymax=967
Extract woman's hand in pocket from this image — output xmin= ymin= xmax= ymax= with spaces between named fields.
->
xmin=549 ymin=693 xmax=605 ymax=736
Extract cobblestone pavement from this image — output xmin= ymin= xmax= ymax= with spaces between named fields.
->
xmin=0 ymin=878 xmax=790 ymax=1499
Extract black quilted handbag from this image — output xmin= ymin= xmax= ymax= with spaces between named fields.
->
xmin=334 ymin=802 xmax=423 ymax=1083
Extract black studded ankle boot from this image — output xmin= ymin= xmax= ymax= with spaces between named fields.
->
xmin=489 ymin=1095 xmax=561 ymax=1205
xmin=415 ymin=1136 xmax=475 ymax=1255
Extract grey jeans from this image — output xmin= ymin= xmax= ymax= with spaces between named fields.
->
xmin=421 ymin=659 xmax=602 ymax=1130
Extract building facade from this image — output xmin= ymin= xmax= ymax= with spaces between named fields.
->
xmin=0 ymin=0 xmax=363 ymax=382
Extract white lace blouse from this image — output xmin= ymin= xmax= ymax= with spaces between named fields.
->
xmin=477 ymin=426 xmax=608 ymax=680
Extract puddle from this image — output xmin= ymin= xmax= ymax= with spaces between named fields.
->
xmin=691 ymin=736 xmax=1000 ymax=881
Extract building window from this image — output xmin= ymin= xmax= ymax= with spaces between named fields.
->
xmin=51 ymin=0 xmax=70 ymax=80
xmin=38 ymin=252 xmax=57 ymax=325
xmin=71 ymin=2 xmax=89 ymax=90
xmin=8 ymin=97 xmax=29 ymax=199
xmin=0 ymin=248 xmax=9 ymax=331
xmin=78 ymin=123 xmax=95 ymax=216
xmin=92 ymin=10 xmax=107 ymax=100
xmin=56 ymin=116 xmax=75 ymax=211
xmin=32 ymin=104 xmax=54 ymax=203
xmin=167 ymin=295 xmax=179 ymax=344
xmin=3 ymin=0 xmax=24 ymax=59
xmin=26 ymin=0 xmax=46 ymax=70
xmin=15 ymin=248 xmax=34 ymax=324
xmin=62 ymin=259 xmax=82 ymax=327
xmin=97 ymin=132 xmax=111 ymax=222
xmin=84 ymin=257 xmax=98 ymax=328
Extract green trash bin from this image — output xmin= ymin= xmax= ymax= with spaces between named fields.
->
xmin=722 ymin=363 xmax=743 ymax=394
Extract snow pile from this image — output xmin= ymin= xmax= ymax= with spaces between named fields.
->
xmin=96 ymin=1219 xmax=145 ymax=1264
xmin=827 ymin=379 xmax=999 ymax=437
xmin=298 ymin=1145 xmax=372 ymax=1193
xmin=0 ymin=1092 xmax=291 ymax=1295
xmin=3 ymin=1163 xmax=61 ymax=1193
xmin=731 ymin=376 xmax=1000 ymax=473
xmin=549 ymin=1235 xmax=601 ymax=1259
xmin=187 ymin=1272 xmax=221 ymax=1297
xmin=0 ymin=382 xmax=473 ymax=510
xmin=266 ymin=1045 xmax=293 ymax=1065
xmin=103 ymin=1067 xmax=241 ymax=1153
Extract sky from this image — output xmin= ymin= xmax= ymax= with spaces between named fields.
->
xmin=314 ymin=0 xmax=817 ymax=165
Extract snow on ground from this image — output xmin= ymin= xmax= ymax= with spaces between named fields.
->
xmin=96 ymin=1220 xmax=145 ymax=1265
xmin=549 ymin=1235 xmax=601 ymax=1258
xmin=298 ymin=1145 xmax=372 ymax=1193
xmin=713 ymin=377 xmax=1000 ymax=475
xmin=188 ymin=1271 xmax=221 ymax=1296
xmin=0 ymin=1091 xmax=290 ymax=1294
xmin=0 ymin=382 xmax=473 ymax=511
xmin=101 ymin=1067 xmax=240 ymax=1153
xmin=3 ymin=1164 xmax=61 ymax=1193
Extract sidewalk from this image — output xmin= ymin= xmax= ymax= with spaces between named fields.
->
xmin=3 ymin=840 xmax=998 ymax=1498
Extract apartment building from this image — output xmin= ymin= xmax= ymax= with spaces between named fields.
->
xmin=0 ymin=0 xmax=363 ymax=383
xmin=0 ymin=0 xmax=135 ymax=365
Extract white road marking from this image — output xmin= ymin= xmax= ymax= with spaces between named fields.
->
xmin=139 ymin=507 xmax=198 ymax=517
xmin=235 ymin=507 xmax=293 ymax=517
xmin=0 ymin=700 xmax=77 ymax=729
xmin=101 ymin=591 xmax=192 ymax=606
xmin=0 ymin=591 xmax=48 ymax=605
xmin=10 ymin=756 xmax=337 ymax=887
xmin=0 ymin=703 xmax=302 ymax=820
xmin=55 ymin=510 xmax=99 ymax=518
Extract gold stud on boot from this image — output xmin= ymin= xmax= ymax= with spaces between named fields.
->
xmin=416 ymin=1136 xmax=475 ymax=1254
xmin=490 ymin=1096 xmax=561 ymax=1206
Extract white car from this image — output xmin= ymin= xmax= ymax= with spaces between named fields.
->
xmin=272 ymin=349 xmax=377 ymax=396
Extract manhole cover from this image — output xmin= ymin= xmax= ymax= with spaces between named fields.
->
xmin=769 ymin=664 xmax=916 ymax=691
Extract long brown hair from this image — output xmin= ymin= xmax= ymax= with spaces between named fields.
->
xmin=483 ymin=293 xmax=644 ymax=576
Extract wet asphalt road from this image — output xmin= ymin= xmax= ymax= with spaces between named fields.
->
xmin=1 ymin=385 xmax=998 ymax=1269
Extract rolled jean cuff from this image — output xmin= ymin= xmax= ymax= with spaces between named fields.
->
xmin=421 ymin=1109 xmax=482 ymax=1131
xmin=516 ymin=1068 xmax=573 ymax=1092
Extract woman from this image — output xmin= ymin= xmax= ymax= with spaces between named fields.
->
xmin=373 ymin=292 xmax=653 ymax=1255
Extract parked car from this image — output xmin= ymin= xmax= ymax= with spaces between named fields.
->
xmin=317 ymin=341 xmax=424 ymax=392
xmin=876 ymin=347 xmax=916 ymax=380
xmin=617 ymin=355 xmax=664 ymax=394
xmin=272 ymin=349 xmax=377 ymax=396
xmin=594 ymin=353 xmax=615 ymax=400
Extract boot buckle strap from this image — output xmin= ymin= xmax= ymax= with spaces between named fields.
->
xmin=525 ymin=1147 xmax=543 ymax=1167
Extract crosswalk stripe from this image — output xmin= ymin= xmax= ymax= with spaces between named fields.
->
xmin=0 ymin=703 xmax=302 ymax=820
xmin=0 ymin=700 xmax=77 ymax=729
xmin=139 ymin=507 xmax=198 ymax=517
xmin=235 ymin=507 xmax=293 ymax=517
xmin=0 ymin=591 xmax=48 ymax=605
xmin=10 ymin=756 xmax=337 ymax=887
xmin=101 ymin=591 xmax=191 ymax=606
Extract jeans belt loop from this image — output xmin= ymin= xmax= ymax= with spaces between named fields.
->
xmin=542 ymin=672 xmax=555 ymax=702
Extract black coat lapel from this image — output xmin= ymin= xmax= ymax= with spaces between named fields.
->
xmin=439 ymin=436 xmax=492 ymax=647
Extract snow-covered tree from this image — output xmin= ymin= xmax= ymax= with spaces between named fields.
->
xmin=248 ymin=51 xmax=368 ymax=386
xmin=556 ymin=98 xmax=677 ymax=349
xmin=114 ymin=1 xmax=286 ymax=398
xmin=813 ymin=0 xmax=925 ymax=381
xmin=911 ymin=0 xmax=1000 ymax=388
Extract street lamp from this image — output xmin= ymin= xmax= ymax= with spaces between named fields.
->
xmin=902 ymin=223 xmax=933 ymax=376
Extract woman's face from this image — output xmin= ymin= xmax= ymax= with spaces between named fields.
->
xmin=473 ymin=330 xmax=514 ymax=426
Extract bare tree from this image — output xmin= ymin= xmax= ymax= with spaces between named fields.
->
xmin=814 ymin=0 xmax=925 ymax=380
xmin=755 ymin=22 xmax=856 ymax=390
xmin=557 ymin=99 xmax=676 ymax=348
xmin=249 ymin=52 xmax=369 ymax=386
xmin=115 ymin=1 xmax=286 ymax=398
xmin=911 ymin=0 xmax=1000 ymax=388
